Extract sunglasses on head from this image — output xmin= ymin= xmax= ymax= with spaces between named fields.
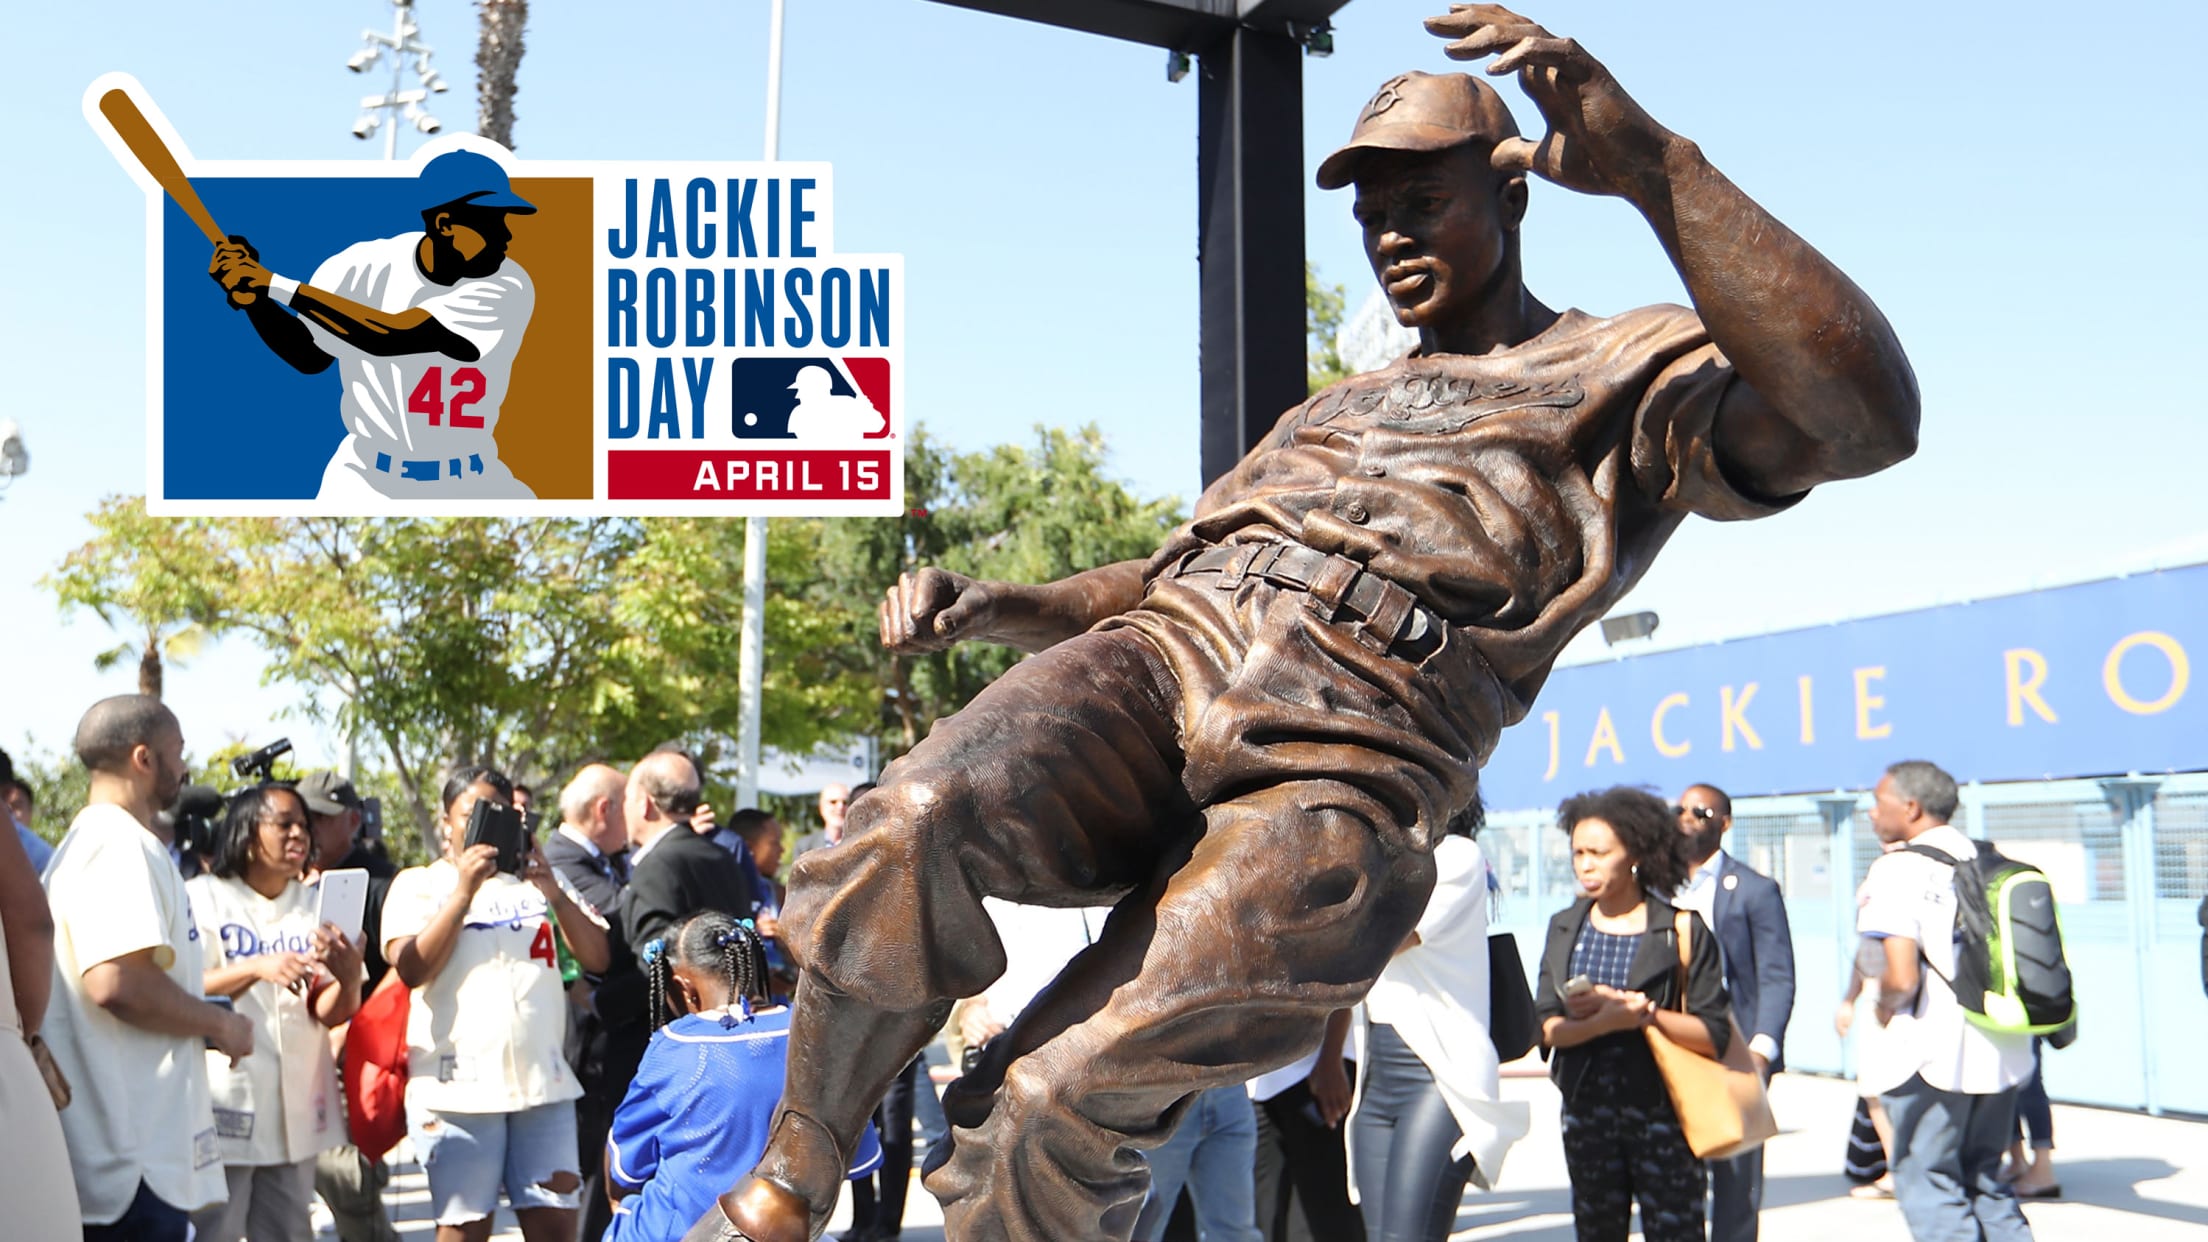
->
xmin=1674 ymin=804 xmax=1720 ymax=822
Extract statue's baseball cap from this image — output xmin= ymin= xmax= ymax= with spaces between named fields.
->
xmin=418 ymin=149 xmax=537 ymax=214
xmin=297 ymin=769 xmax=364 ymax=817
xmin=1316 ymin=71 xmax=1521 ymax=190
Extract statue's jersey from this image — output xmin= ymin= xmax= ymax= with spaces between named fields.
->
xmin=1156 ymin=304 xmax=1799 ymax=706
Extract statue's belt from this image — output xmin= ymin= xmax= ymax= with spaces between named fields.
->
xmin=1162 ymin=542 xmax=1441 ymax=661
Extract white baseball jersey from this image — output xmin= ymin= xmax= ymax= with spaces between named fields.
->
xmin=40 ymin=804 xmax=227 ymax=1219
xmin=380 ymin=861 xmax=583 ymax=1115
xmin=304 ymin=233 xmax=534 ymax=499
xmin=185 ymin=874 xmax=346 ymax=1166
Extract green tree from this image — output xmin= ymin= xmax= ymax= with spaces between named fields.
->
xmin=1307 ymin=260 xmax=1353 ymax=394
xmin=7 ymin=742 xmax=87 ymax=844
xmin=202 ymin=516 xmax=646 ymax=844
xmin=44 ymin=424 xmax=1183 ymax=826
xmin=810 ymin=425 xmax=1183 ymax=755
xmin=43 ymin=496 xmax=229 ymax=700
xmin=604 ymin=514 xmax=881 ymax=770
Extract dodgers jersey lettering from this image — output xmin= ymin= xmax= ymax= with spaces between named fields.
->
xmin=305 ymin=233 xmax=533 ymax=463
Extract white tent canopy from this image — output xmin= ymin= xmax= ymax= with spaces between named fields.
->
xmin=755 ymin=741 xmax=877 ymax=798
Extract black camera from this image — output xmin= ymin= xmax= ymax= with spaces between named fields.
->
xmin=231 ymin=737 xmax=293 ymax=785
xmin=170 ymin=785 xmax=226 ymax=858
xmin=463 ymin=798 xmax=529 ymax=874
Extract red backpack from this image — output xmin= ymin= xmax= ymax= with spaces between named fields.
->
xmin=342 ymin=972 xmax=411 ymax=1161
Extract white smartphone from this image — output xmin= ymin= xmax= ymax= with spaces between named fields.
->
xmin=316 ymin=868 xmax=369 ymax=943
xmin=1561 ymin=974 xmax=1595 ymax=998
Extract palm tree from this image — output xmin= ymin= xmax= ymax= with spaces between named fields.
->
xmin=44 ymin=497 xmax=228 ymax=703
xmin=96 ymin=623 xmax=211 ymax=701
xmin=475 ymin=0 xmax=528 ymax=149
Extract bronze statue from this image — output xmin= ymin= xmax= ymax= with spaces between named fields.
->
xmin=692 ymin=7 xmax=1919 ymax=1240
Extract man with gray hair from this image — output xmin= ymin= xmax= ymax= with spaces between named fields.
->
xmin=42 ymin=694 xmax=256 ymax=1240
xmin=548 ymin=764 xmax=631 ymax=917
xmin=619 ymin=751 xmax=756 ymax=951
xmin=1858 ymin=760 xmax=2035 ymax=1241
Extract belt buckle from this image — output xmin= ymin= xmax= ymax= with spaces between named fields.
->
xmin=1305 ymin=555 xmax=1360 ymax=617
xmin=1216 ymin=545 xmax=1260 ymax=590
xmin=1358 ymin=581 xmax=1417 ymax=655
xmin=1243 ymin=543 xmax=1286 ymax=585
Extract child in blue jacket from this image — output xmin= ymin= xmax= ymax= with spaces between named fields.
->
xmin=606 ymin=911 xmax=880 ymax=1242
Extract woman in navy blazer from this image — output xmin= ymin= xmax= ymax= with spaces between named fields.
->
xmin=1534 ymin=787 xmax=1732 ymax=1242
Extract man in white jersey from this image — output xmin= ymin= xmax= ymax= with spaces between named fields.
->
xmin=208 ymin=148 xmax=538 ymax=504
xmin=42 ymin=694 xmax=257 ymax=1240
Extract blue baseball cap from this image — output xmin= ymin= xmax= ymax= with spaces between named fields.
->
xmin=418 ymin=150 xmax=536 ymax=214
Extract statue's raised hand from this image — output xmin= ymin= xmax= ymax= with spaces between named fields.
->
xmin=880 ymin=567 xmax=999 ymax=653
xmin=1425 ymin=5 xmax=1674 ymax=201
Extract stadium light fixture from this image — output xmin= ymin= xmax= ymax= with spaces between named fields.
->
xmin=345 ymin=1 xmax=445 ymax=159
xmin=1598 ymin=611 xmax=1661 ymax=646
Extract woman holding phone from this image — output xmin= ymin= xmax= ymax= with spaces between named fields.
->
xmin=383 ymin=765 xmax=610 ymax=1242
xmin=1534 ymin=787 xmax=1732 ymax=1242
xmin=187 ymin=784 xmax=365 ymax=1242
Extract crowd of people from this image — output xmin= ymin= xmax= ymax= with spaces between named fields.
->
xmin=0 ymin=698 xmax=851 ymax=1242
xmin=0 ymin=695 xmax=2115 ymax=1242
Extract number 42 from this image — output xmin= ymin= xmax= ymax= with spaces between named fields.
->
xmin=408 ymin=366 xmax=488 ymax=429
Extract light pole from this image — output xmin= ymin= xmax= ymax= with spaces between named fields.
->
xmin=734 ymin=0 xmax=788 ymax=808
xmin=346 ymin=0 xmax=448 ymax=158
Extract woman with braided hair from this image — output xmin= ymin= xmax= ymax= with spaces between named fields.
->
xmin=604 ymin=911 xmax=880 ymax=1242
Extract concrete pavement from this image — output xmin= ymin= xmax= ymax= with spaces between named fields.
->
xmin=346 ymin=1071 xmax=2206 ymax=1241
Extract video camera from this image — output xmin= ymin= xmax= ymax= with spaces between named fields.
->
xmin=162 ymin=738 xmax=297 ymax=862
xmin=231 ymin=737 xmax=293 ymax=785
xmin=168 ymin=784 xmax=226 ymax=859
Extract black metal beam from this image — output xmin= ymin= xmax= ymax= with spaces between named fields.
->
xmin=1197 ymin=25 xmax=1307 ymax=484
xmin=923 ymin=0 xmax=1236 ymax=50
xmin=921 ymin=0 xmax=1355 ymax=51
xmin=924 ymin=0 xmax=1354 ymax=481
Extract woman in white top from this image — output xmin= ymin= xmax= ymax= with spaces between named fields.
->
xmin=383 ymin=765 xmax=609 ymax=1242
xmin=1347 ymin=811 xmax=1529 ymax=1242
xmin=1836 ymin=838 xmax=1914 ymax=1199
xmin=187 ymin=784 xmax=365 ymax=1242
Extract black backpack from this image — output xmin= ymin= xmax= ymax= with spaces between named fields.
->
xmin=1904 ymin=840 xmax=2077 ymax=1038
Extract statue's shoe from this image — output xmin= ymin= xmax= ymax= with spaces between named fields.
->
xmin=680 ymin=1177 xmax=816 ymax=1242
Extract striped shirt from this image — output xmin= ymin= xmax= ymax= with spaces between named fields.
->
xmin=1570 ymin=927 xmax=1641 ymax=992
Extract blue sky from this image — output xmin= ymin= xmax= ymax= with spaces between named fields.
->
xmin=3 ymin=0 xmax=2204 ymax=772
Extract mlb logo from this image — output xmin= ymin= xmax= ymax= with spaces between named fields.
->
xmin=730 ymin=358 xmax=892 ymax=442
xmin=88 ymin=73 xmax=904 ymax=518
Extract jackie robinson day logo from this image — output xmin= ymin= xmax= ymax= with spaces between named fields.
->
xmin=87 ymin=74 xmax=904 ymax=516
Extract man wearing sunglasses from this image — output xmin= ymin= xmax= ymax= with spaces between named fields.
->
xmin=1671 ymin=785 xmax=1795 ymax=1242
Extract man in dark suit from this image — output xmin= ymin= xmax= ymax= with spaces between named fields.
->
xmin=619 ymin=750 xmax=758 ymax=950
xmin=1675 ymin=783 xmax=1796 ymax=1242
xmin=547 ymin=763 xmax=637 ymax=1242
xmin=546 ymin=763 xmax=630 ymax=914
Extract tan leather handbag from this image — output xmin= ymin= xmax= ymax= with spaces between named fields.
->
xmin=1644 ymin=911 xmax=1777 ymax=1160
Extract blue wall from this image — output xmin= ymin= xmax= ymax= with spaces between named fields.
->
xmin=1484 ymin=565 xmax=2208 ymax=810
